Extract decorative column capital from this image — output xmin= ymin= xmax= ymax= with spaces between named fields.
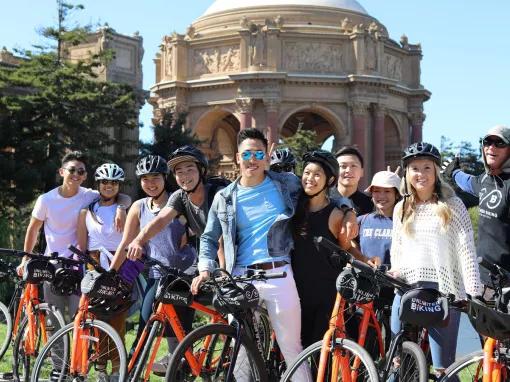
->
xmin=409 ymin=111 xmax=426 ymax=125
xmin=263 ymin=98 xmax=280 ymax=113
xmin=236 ymin=97 xmax=253 ymax=114
xmin=373 ymin=104 xmax=386 ymax=118
xmin=349 ymin=102 xmax=369 ymax=116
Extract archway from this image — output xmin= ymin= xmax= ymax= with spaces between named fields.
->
xmin=194 ymin=109 xmax=240 ymax=179
xmin=384 ymin=115 xmax=401 ymax=171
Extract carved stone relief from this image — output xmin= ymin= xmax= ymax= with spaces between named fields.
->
xmin=164 ymin=44 xmax=173 ymax=78
xmin=284 ymin=42 xmax=344 ymax=73
xmin=193 ymin=45 xmax=240 ymax=75
xmin=249 ymin=24 xmax=267 ymax=67
xmin=384 ymin=54 xmax=402 ymax=80
xmin=365 ymin=36 xmax=377 ymax=71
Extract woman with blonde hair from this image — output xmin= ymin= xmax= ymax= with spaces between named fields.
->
xmin=389 ymin=142 xmax=482 ymax=377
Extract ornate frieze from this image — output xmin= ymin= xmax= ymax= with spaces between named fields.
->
xmin=283 ymin=42 xmax=344 ymax=73
xmin=383 ymin=54 xmax=402 ymax=80
xmin=192 ymin=45 xmax=240 ymax=75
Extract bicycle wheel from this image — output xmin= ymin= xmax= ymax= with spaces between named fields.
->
xmin=31 ymin=319 xmax=127 ymax=382
xmin=280 ymin=338 xmax=379 ymax=382
xmin=128 ymin=320 xmax=164 ymax=382
xmin=165 ymin=323 xmax=267 ymax=382
xmin=441 ymin=350 xmax=484 ymax=381
xmin=0 ymin=301 xmax=13 ymax=361
xmin=387 ymin=341 xmax=428 ymax=382
xmin=12 ymin=302 xmax=65 ymax=382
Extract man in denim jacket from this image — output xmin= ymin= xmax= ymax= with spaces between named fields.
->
xmin=191 ymin=128 xmax=307 ymax=379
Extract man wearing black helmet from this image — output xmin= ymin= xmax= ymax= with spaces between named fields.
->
xmin=126 ymin=145 xmax=227 ymax=265
xmin=443 ymin=125 xmax=510 ymax=285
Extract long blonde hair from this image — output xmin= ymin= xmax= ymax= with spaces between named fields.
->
xmin=396 ymin=163 xmax=455 ymax=236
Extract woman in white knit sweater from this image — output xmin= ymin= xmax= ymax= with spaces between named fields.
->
xmin=389 ymin=142 xmax=482 ymax=377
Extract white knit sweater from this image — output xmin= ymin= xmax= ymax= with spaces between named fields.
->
xmin=391 ymin=196 xmax=482 ymax=299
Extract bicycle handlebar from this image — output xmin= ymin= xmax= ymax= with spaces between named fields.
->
xmin=67 ymin=245 xmax=103 ymax=271
xmin=0 ymin=247 xmax=82 ymax=267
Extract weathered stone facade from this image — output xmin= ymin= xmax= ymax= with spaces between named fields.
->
xmin=150 ymin=0 xmax=430 ymax=182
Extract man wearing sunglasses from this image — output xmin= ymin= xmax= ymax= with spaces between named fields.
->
xmin=20 ymin=151 xmax=131 ymax=322
xmin=444 ymin=125 xmax=510 ymax=285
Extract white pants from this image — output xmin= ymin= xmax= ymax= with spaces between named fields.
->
xmin=232 ymin=263 xmax=309 ymax=381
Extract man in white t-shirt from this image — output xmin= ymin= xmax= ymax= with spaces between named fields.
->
xmin=20 ymin=151 xmax=130 ymax=320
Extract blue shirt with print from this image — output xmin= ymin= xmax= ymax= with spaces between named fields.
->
xmin=236 ymin=177 xmax=290 ymax=266
xmin=358 ymin=213 xmax=393 ymax=265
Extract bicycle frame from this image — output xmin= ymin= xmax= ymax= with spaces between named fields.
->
xmin=14 ymin=282 xmax=48 ymax=357
xmin=317 ymin=293 xmax=384 ymax=382
xmin=128 ymin=299 xmax=226 ymax=381
xmin=68 ymin=294 xmax=97 ymax=375
xmin=483 ymin=337 xmax=506 ymax=382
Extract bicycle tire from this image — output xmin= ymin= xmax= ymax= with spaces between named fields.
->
xmin=165 ymin=323 xmax=268 ymax=382
xmin=31 ymin=319 xmax=127 ymax=382
xmin=387 ymin=341 xmax=428 ymax=382
xmin=280 ymin=338 xmax=379 ymax=382
xmin=12 ymin=302 xmax=65 ymax=382
xmin=0 ymin=300 xmax=13 ymax=361
xmin=440 ymin=350 xmax=486 ymax=381
xmin=128 ymin=320 xmax=164 ymax=382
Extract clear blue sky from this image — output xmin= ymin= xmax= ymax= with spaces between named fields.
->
xmin=3 ymin=1 xmax=509 ymax=150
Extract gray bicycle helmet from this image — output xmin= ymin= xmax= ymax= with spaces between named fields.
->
xmin=135 ymin=155 xmax=168 ymax=178
xmin=270 ymin=148 xmax=296 ymax=173
xmin=94 ymin=163 xmax=125 ymax=182
xmin=402 ymin=142 xmax=441 ymax=167
xmin=168 ymin=145 xmax=208 ymax=176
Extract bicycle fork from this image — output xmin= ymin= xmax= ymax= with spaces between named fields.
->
xmin=225 ymin=320 xmax=243 ymax=382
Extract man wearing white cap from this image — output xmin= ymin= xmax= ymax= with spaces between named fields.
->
xmin=349 ymin=171 xmax=401 ymax=267
xmin=444 ymin=125 xmax=510 ymax=285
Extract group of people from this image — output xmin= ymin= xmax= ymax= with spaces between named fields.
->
xmin=17 ymin=124 xmax=510 ymax=380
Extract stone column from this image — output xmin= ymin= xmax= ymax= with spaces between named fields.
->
xmin=372 ymin=105 xmax=386 ymax=172
xmin=410 ymin=111 xmax=425 ymax=143
xmin=351 ymin=102 xmax=370 ymax=189
xmin=236 ymin=98 xmax=253 ymax=130
xmin=264 ymin=99 xmax=280 ymax=151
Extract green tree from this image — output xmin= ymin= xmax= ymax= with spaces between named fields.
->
xmin=281 ymin=128 xmax=319 ymax=175
xmin=0 ymin=1 xmax=139 ymax=247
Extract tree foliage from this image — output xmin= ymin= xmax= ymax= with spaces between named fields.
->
xmin=280 ymin=128 xmax=320 ymax=175
xmin=0 ymin=1 xmax=139 ymax=243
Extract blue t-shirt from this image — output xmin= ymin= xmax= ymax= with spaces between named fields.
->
xmin=357 ymin=212 xmax=393 ymax=265
xmin=236 ymin=177 xmax=289 ymax=266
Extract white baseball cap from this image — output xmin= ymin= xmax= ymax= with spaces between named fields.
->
xmin=365 ymin=171 xmax=401 ymax=194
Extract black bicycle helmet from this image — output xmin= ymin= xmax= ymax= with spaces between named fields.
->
xmin=168 ymin=145 xmax=208 ymax=176
xmin=302 ymin=149 xmax=339 ymax=187
xmin=336 ymin=267 xmax=380 ymax=305
xmin=270 ymin=148 xmax=297 ymax=173
xmin=51 ymin=268 xmax=82 ymax=296
xmin=402 ymin=142 xmax=441 ymax=167
xmin=135 ymin=155 xmax=168 ymax=178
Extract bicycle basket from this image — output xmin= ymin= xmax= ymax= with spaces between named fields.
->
xmin=23 ymin=258 xmax=55 ymax=283
xmin=336 ymin=267 xmax=379 ymax=304
xmin=399 ymin=288 xmax=449 ymax=328
xmin=468 ymin=298 xmax=510 ymax=341
xmin=211 ymin=269 xmax=259 ymax=315
xmin=155 ymin=274 xmax=193 ymax=306
xmin=51 ymin=268 xmax=82 ymax=296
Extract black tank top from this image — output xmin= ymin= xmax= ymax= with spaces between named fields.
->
xmin=292 ymin=202 xmax=339 ymax=301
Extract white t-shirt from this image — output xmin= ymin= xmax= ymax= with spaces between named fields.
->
xmin=85 ymin=202 xmax=122 ymax=252
xmin=32 ymin=187 xmax=99 ymax=257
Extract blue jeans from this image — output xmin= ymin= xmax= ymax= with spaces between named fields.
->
xmin=390 ymin=289 xmax=460 ymax=369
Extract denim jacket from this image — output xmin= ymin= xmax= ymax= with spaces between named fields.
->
xmin=198 ymin=171 xmax=301 ymax=273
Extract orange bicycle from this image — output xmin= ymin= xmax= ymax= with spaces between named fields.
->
xmin=440 ymin=258 xmax=510 ymax=381
xmin=127 ymin=257 xmax=226 ymax=382
xmin=31 ymin=245 xmax=131 ymax=381
xmin=0 ymin=248 xmax=80 ymax=382
xmin=281 ymin=236 xmax=434 ymax=382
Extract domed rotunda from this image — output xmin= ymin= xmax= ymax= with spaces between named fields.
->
xmin=150 ymin=0 xmax=430 ymax=179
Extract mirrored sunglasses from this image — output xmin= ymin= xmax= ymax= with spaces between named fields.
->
xmin=241 ymin=150 xmax=266 ymax=161
xmin=65 ymin=167 xmax=86 ymax=176
xmin=482 ymin=137 xmax=508 ymax=148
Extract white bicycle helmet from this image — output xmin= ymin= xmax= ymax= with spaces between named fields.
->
xmin=94 ymin=163 xmax=125 ymax=182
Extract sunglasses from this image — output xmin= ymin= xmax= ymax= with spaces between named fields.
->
xmin=65 ymin=167 xmax=86 ymax=176
xmin=99 ymin=180 xmax=119 ymax=185
xmin=482 ymin=137 xmax=508 ymax=148
xmin=241 ymin=150 xmax=266 ymax=161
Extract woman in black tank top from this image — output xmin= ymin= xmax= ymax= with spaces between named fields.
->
xmin=292 ymin=150 xmax=350 ymax=349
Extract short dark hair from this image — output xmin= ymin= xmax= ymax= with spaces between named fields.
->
xmin=237 ymin=128 xmax=268 ymax=150
xmin=61 ymin=151 xmax=87 ymax=167
xmin=335 ymin=146 xmax=364 ymax=168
